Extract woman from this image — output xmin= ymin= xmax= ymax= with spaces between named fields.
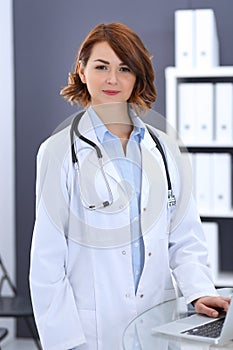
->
xmin=29 ymin=22 xmax=230 ymax=350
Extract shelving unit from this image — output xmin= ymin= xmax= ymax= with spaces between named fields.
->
xmin=165 ymin=66 xmax=233 ymax=139
xmin=165 ymin=66 xmax=233 ymax=287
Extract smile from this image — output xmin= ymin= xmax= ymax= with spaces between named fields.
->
xmin=102 ymin=90 xmax=120 ymax=96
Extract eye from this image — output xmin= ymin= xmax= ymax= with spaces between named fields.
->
xmin=119 ymin=66 xmax=131 ymax=72
xmin=95 ymin=65 xmax=108 ymax=70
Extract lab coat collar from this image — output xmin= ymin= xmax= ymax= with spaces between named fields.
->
xmin=86 ymin=105 xmax=145 ymax=144
xmin=77 ymin=109 xmax=159 ymax=151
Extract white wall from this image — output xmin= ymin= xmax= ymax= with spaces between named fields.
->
xmin=0 ymin=0 xmax=16 ymax=342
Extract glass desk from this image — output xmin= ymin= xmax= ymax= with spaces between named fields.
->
xmin=123 ymin=290 xmax=233 ymax=350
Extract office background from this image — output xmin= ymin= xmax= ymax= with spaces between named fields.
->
xmin=1 ymin=0 xmax=233 ymax=337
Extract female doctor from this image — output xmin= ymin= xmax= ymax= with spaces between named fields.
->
xmin=29 ymin=22 xmax=230 ymax=350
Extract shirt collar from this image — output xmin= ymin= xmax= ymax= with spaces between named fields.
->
xmin=87 ymin=105 xmax=145 ymax=144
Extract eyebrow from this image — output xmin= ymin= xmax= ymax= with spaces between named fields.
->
xmin=93 ymin=59 xmax=126 ymax=66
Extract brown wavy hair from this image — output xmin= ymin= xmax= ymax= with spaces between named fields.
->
xmin=60 ymin=22 xmax=156 ymax=111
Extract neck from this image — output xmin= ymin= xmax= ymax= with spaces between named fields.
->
xmin=92 ymin=102 xmax=133 ymax=139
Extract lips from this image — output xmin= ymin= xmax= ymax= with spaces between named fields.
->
xmin=102 ymin=90 xmax=120 ymax=96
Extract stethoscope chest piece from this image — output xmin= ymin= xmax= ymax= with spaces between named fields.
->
xmin=70 ymin=111 xmax=114 ymax=210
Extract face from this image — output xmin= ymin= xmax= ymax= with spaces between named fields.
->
xmin=79 ymin=41 xmax=136 ymax=106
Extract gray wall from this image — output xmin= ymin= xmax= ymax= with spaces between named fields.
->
xmin=13 ymin=0 xmax=233 ymax=336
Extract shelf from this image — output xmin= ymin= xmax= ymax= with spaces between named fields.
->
xmin=200 ymin=211 xmax=233 ymax=219
xmin=214 ymin=272 xmax=233 ymax=287
xmin=187 ymin=143 xmax=233 ymax=148
xmin=165 ymin=66 xmax=233 ymax=135
xmin=165 ymin=66 xmax=233 ymax=79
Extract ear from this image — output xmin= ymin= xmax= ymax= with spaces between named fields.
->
xmin=78 ymin=61 xmax=86 ymax=84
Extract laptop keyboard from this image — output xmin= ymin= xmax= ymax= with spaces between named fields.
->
xmin=181 ymin=317 xmax=225 ymax=338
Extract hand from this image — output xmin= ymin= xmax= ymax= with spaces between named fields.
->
xmin=193 ymin=296 xmax=231 ymax=318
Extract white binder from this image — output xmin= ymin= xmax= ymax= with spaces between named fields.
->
xmin=175 ymin=10 xmax=195 ymax=68
xmin=195 ymin=9 xmax=219 ymax=68
xmin=178 ymin=83 xmax=214 ymax=145
xmin=194 ymin=153 xmax=213 ymax=213
xmin=195 ymin=83 xmax=214 ymax=143
xmin=202 ymin=221 xmax=219 ymax=282
xmin=178 ymin=83 xmax=196 ymax=143
xmin=215 ymin=83 xmax=233 ymax=143
xmin=212 ymin=153 xmax=232 ymax=213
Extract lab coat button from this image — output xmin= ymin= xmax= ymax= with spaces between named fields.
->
xmin=143 ymin=207 xmax=146 ymax=211
xmin=140 ymin=294 xmax=144 ymax=298
xmin=125 ymin=293 xmax=131 ymax=298
xmin=122 ymin=250 xmax=126 ymax=255
xmin=148 ymin=252 xmax=152 ymax=256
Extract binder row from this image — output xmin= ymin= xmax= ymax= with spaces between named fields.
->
xmin=190 ymin=153 xmax=232 ymax=214
xmin=175 ymin=9 xmax=219 ymax=68
xmin=178 ymin=82 xmax=233 ymax=144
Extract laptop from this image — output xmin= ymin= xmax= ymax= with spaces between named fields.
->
xmin=152 ymin=298 xmax=233 ymax=345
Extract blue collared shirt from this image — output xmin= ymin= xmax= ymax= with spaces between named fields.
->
xmin=88 ymin=106 xmax=145 ymax=292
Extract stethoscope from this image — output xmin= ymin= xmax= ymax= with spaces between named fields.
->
xmin=70 ymin=111 xmax=176 ymax=210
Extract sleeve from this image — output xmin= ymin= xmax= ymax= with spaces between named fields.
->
xmin=169 ymin=195 xmax=219 ymax=304
xmin=159 ymin=131 xmax=219 ymax=304
xmin=29 ymin=138 xmax=86 ymax=350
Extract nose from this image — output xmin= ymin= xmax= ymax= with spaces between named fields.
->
xmin=106 ymin=70 xmax=118 ymax=85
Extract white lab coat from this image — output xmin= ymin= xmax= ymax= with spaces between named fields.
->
xmin=29 ymin=111 xmax=218 ymax=350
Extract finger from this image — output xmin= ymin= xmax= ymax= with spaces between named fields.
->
xmin=195 ymin=303 xmax=219 ymax=318
xmin=201 ymin=296 xmax=230 ymax=307
xmin=207 ymin=297 xmax=231 ymax=311
xmin=195 ymin=297 xmax=231 ymax=316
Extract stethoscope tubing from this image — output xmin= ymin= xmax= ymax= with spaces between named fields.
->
xmin=70 ymin=110 xmax=176 ymax=208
